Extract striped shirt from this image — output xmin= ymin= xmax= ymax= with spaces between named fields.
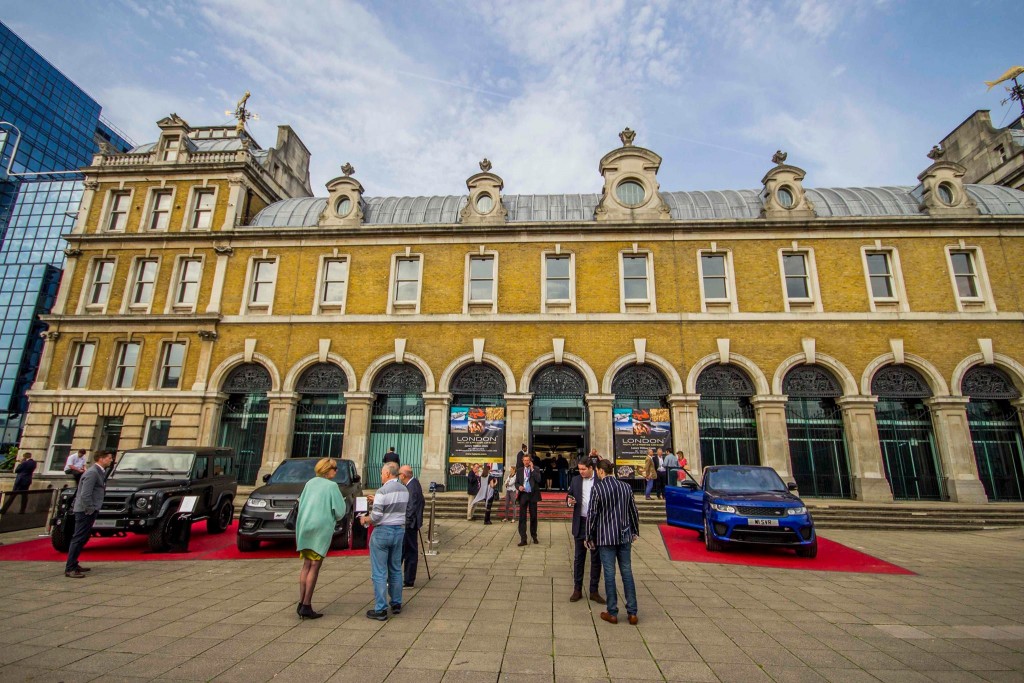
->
xmin=370 ymin=478 xmax=409 ymax=527
xmin=586 ymin=476 xmax=640 ymax=547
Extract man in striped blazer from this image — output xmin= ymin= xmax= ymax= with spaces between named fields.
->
xmin=585 ymin=459 xmax=640 ymax=625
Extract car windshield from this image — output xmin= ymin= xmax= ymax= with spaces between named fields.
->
xmin=112 ymin=451 xmax=193 ymax=476
xmin=268 ymin=459 xmax=352 ymax=486
xmin=706 ymin=467 xmax=787 ymax=493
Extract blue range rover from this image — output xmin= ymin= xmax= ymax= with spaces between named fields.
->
xmin=665 ymin=465 xmax=817 ymax=558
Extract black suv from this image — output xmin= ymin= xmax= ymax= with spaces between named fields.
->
xmin=50 ymin=447 xmax=238 ymax=553
xmin=236 ymin=458 xmax=363 ymax=552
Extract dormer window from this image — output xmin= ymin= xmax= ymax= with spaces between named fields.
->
xmin=335 ymin=197 xmax=352 ymax=217
xmin=777 ymin=186 xmax=795 ymax=209
xmin=937 ymin=182 xmax=955 ymax=205
xmin=475 ymin=194 xmax=494 ymax=213
xmin=161 ymin=135 xmax=180 ymax=162
xmin=616 ymin=180 xmax=645 ymax=207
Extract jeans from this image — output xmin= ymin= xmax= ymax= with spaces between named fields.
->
xmin=369 ymin=524 xmax=405 ymax=611
xmin=598 ymin=543 xmax=637 ymax=617
xmin=402 ymin=525 xmax=418 ymax=586
xmin=644 ymin=478 xmax=655 ymax=498
xmin=65 ymin=511 xmax=97 ymax=572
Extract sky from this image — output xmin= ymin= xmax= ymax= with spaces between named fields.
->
xmin=3 ymin=0 xmax=1022 ymax=198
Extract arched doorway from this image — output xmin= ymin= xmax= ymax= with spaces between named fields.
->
xmin=872 ymin=365 xmax=944 ymax=500
xmin=447 ymin=364 xmax=507 ymax=491
xmin=292 ymin=363 xmax=348 ymax=459
xmin=783 ymin=365 xmax=852 ymax=498
xmin=612 ymin=364 xmax=671 ymax=490
xmin=217 ymin=363 xmax=271 ymax=485
xmin=367 ymin=363 xmax=425 ymax=487
xmin=530 ymin=365 xmax=587 ymax=485
xmin=697 ymin=365 xmax=759 ymax=467
xmin=962 ymin=365 xmax=1024 ymax=501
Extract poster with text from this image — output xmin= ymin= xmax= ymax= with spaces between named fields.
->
xmin=613 ymin=407 xmax=672 ymax=479
xmin=448 ymin=405 xmax=506 ymax=475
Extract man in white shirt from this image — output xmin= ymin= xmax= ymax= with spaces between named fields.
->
xmin=64 ymin=449 xmax=87 ymax=484
xmin=566 ymin=455 xmax=604 ymax=604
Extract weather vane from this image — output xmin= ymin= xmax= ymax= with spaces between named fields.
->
xmin=226 ymin=90 xmax=259 ymax=134
xmin=985 ymin=66 xmax=1024 ymax=118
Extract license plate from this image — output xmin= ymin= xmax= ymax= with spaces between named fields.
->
xmin=93 ymin=519 xmax=117 ymax=528
xmin=750 ymin=518 xmax=778 ymax=527
xmin=273 ymin=512 xmax=288 ymax=520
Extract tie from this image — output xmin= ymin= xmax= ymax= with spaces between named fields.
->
xmin=525 ymin=469 xmax=532 ymax=493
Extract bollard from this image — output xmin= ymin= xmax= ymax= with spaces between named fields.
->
xmin=425 ymin=485 xmax=439 ymax=556
xmin=40 ymin=487 xmax=59 ymax=537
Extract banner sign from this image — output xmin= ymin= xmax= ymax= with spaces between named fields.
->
xmin=448 ymin=405 xmax=505 ymax=475
xmin=613 ymin=407 xmax=672 ymax=478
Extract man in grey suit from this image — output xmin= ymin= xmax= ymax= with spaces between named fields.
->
xmin=65 ymin=450 xmax=113 ymax=578
xmin=398 ymin=465 xmax=424 ymax=587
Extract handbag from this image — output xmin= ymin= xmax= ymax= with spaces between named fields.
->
xmin=284 ymin=501 xmax=298 ymax=531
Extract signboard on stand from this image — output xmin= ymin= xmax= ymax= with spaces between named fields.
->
xmin=613 ymin=407 xmax=671 ymax=478
xmin=448 ymin=405 xmax=506 ymax=475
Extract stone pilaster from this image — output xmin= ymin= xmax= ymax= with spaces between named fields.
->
xmin=750 ymin=395 xmax=793 ymax=479
xmin=258 ymin=392 xmax=299 ymax=480
xmin=586 ymin=393 xmax=615 ymax=459
xmin=222 ymin=179 xmax=246 ymax=231
xmin=205 ymin=251 xmax=232 ymax=314
xmin=192 ymin=332 xmax=218 ymax=391
xmin=32 ymin=331 xmax=61 ymax=391
xmin=504 ymin=393 xmax=532 ymax=467
xmin=667 ymin=394 xmax=701 ymax=471
xmin=196 ymin=394 xmax=226 ymax=446
xmin=421 ymin=392 xmax=452 ymax=486
xmin=341 ymin=392 xmax=374 ymax=477
xmin=836 ymin=396 xmax=893 ymax=502
xmin=1014 ymin=398 xmax=1024 ymax=441
xmin=925 ymin=396 xmax=988 ymax=503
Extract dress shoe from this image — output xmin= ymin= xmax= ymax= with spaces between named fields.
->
xmin=74 ymin=566 xmax=91 ymax=572
xmin=365 ymin=609 xmax=388 ymax=621
xmin=628 ymin=614 xmax=639 ymax=625
xmin=532 ymin=536 xmax=539 ymax=544
xmin=600 ymin=611 xmax=618 ymax=624
xmin=484 ymin=521 xmax=492 ymax=525
xmin=64 ymin=569 xmax=86 ymax=579
xmin=391 ymin=604 xmax=401 ymax=615
xmin=298 ymin=604 xmax=323 ymax=620
xmin=517 ymin=541 xmax=527 ymax=547
xmin=569 ymin=590 xmax=583 ymax=602
xmin=403 ymin=582 xmax=415 ymax=588
xmin=589 ymin=592 xmax=606 ymax=604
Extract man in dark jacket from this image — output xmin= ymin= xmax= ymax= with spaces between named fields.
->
xmin=383 ymin=447 xmax=400 ymax=465
xmin=587 ymin=459 xmax=641 ymax=625
xmin=398 ymin=465 xmax=424 ymax=587
xmin=2 ymin=452 xmax=37 ymax=514
xmin=65 ymin=450 xmax=113 ymax=578
xmin=566 ymin=455 xmax=603 ymax=604
xmin=516 ymin=454 xmax=543 ymax=546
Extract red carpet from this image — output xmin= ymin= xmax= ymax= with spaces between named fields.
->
xmin=659 ymin=524 xmax=913 ymax=575
xmin=0 ymin=522 xmax=368 ymax=562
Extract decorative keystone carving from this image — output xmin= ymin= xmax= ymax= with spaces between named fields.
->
xmin=460 ymin=161 xmax=508 ymax=225
xmin=619 ymin=127 xmax=636 ymax=146
xmin=213 ymin=244 xmax=234 ymax=255
xmin=341 ymin=162 xmax=355 ymax=176
xmin=760 ymin=157 xmax=816 ymax=220
xmin=595 ymin=128 xmax=671 ymax=222
xmin=916 ymin=160 xmax=978 ymax=217
xmin=197 ymin=330 xmax=219 ymax=341
xmin=63 ymin=247 xmax=82 ymax=258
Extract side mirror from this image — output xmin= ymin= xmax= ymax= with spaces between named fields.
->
xmin=262 ymin=474 xmax=271 ymax=483
xmin=787 ymin=482 xmax=798 ymax=491
xmin=680 ymin=480 xmax=697 ymax=490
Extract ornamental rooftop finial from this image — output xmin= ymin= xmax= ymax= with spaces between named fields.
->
xmin=927 ymin=145 xmax=945 ymax=161
xmin=479 ymin=158 xmax=492 ymax=173
xmin=619 ymin=127 xmax=636 ymax=146
xmin=772 ymin=150 xmax=788 ymax=165
xmin=341 ymin=162 xmax=355 ymax=176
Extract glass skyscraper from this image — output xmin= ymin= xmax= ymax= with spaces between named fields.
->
xmin=0 ymin=21 xmax=132 ymax=445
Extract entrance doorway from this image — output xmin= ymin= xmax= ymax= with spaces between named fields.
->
xmin=530 ymin=434 xmax=584 ymax=491
xmin=529 ymin=364 xmax=588 ymax=491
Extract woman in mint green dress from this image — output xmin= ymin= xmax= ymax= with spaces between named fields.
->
xmin=295 ymin=458 xmax=347 ymax=619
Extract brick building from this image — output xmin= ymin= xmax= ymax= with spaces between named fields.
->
xmin=17 ymin=118 xmax=1024 ymax=504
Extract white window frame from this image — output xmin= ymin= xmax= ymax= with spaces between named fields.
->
xmin=185 ymin=186 xmax=218 ymax=231
xmin=45 ymin=417 xmax=77 ymax=474
xmin=67 ymin=341 xmax=96 ymax=389
xmin=697 ymin=249 xmax=738 ymax=313
xmin=143 ymin=417 xmax=172 ymax=447
xmin=111 ymin=340 xmax=141 ymax=390
xmin=944 ymin=245 xmax=995 ymax=312
xmin=143 ymin=187 xmax=175 ymax=231
xmin=778 ymin=248 xmax=823 ymax=313
xmin=124 ymin=257 xmax=159 ymax=313
xmin=243 ymin=257 xmax=280 ymax=315
xmin=103 ymin=189 xmax=132 ymax=232
xmin=463 ymin=251 xmax=498 ymax=314
xmin=160 ymin=134 xmax=180 ymax=162
xmin=167 ymin=256 xmax=203 ymax=313
xmin=81 ymin=258 xmax=117 ymax=313
xmin=387 ymin=253 xmax=423 ymax=315
xmin=861 ymin=246 xmax=909 ymax=313
xmin=618 ymin=250 xmax=656 ymax=313
xmin=156 ymin=341 xmax=187 ymax=390
xmin=313 ymin=255 xmax=350 ymax=314
xmin=541 ymin=251 xmax=576 ymax=314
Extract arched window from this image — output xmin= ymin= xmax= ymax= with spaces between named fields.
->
xmin=217 ymin=363 xmax=272 ymax=485
xmin=292 ymin=363 xmax=348 ymax=460
xmin=530 ymin=365 xmax=588 ymax=468
xmin=696 ymin=365 xmax=758 ymax=467
xmin=612 ymin=365 xmax=671 ymax=485
xmin=872 ymin=365 xmax=944 ymax=500
xmin=962 ymin=365 xmax=1024 ymax=501
xmin=368 ymin=364 xmax=425 ymax=486
xmin=783 ymin=365 xmax=851 ymax=498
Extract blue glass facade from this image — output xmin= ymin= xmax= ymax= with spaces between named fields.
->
xmin=0 ymin=22 xmax=132 ymax=445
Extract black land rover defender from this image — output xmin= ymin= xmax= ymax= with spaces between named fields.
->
xmin=50 ymin=447 xmax=238 ymax=553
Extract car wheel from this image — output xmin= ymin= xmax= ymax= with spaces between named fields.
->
xmin=50 ymin=515 xmax=73 ymax=553
xmin=704 ymin=519 xmax=724 ymax=552
xmin=236 ymin=535 xmax=259 ymax=552
xmin=147 ymin=514 xmax=174 ymax=552
xmin=796 ymin=537 xmax=818 ymax=559
xmin=207 ymin=499 xmax=233 ymax=534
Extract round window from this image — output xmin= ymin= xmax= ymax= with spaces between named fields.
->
xmin=777 ymin=186 xmax=795 ymax=209
xmin=616 ymin=180 xmax=646 ymax=207
xmin=476 ymin=194 xmax=494 ymax=213
xmin=335 ymin=197 xmax=352 ymax=217
xmin=937 ymin=182 xmax=955 ymax=206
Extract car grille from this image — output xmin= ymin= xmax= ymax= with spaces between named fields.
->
xmin=735 ymin=505 xmax=785 ymax=517
xmin=729 ymin=525 xmax=801 ymax=544
xmin=269 ymin=498 xmax=296 ymax=510
xmin=101 ymin=493 xmax=130 ymax=513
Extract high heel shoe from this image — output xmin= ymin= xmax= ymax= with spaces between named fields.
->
xmin=298 ymin=604 xmax=323 ymax=620
xmin=296 ymin=602 xmax=303 ymax=616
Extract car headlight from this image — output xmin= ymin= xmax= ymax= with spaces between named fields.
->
xmin=134 ymin=496 xmax=152 ymax=510
xmin=787 ymin=506 xmax=807 ymax=516
xmin=245 ymin=498 xmax=267 ymax=508
xmin=710 ymin=502 xmax=736 ymax=514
